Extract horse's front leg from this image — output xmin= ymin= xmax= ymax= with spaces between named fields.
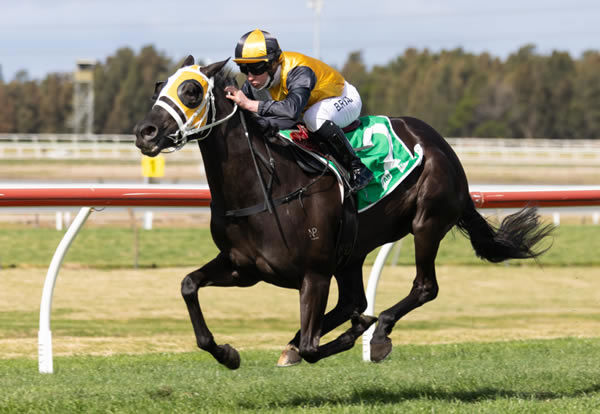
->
xmin=181 ymin=253 xmax=257 ymax=370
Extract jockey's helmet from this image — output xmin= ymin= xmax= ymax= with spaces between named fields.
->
xmin=233 ymin=29 xmax=281 ymax=74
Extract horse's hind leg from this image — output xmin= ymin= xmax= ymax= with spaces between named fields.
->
xmin=370 ymin=213 xmax=449 ymax=362
xmin=181 ymin=253 xmax=257 ymax=370
xmin=278 ymin=262 xmax=375 ymax=366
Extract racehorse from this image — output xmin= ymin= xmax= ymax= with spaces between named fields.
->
xmin=134 ymin=56 xmax=553 ymax=369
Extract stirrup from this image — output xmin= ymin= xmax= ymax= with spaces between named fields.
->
xmin=349 ymin=167 xmax=374 ymax=193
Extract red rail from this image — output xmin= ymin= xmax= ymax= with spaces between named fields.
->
xmin=0 ymin=186 xmax=599 ymax=208
xmin=470 ymin=189 xmax=600 ymax=208
xmin=0 ymin=187 xmax=212 ymax=207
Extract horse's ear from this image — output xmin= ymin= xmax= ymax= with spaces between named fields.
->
xmin=151 ymin=81 xmax=166 ymax=101
xmin=202 ymin=58 xmax=231 ymax=78
xmin=181 ymin=55 xmax=195 ymax=68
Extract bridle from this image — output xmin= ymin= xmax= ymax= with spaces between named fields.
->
xmin=153 ymin=68 xmax=238 ymax=151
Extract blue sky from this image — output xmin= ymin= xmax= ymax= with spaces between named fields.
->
xmin=1 ymin=0 xmax=599 ymax=81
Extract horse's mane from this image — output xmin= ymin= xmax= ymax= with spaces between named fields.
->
xmin=213 ymin=59 xmax=238 ymax=88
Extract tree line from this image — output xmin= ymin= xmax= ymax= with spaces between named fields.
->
xmin=0 ymin=44 xmax=598 ymax=139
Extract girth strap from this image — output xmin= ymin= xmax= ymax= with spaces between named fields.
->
xmin=335 ymin=194 xmax=359 ymax=268
xmin=222 ymin=187 xmax=306 ymax=218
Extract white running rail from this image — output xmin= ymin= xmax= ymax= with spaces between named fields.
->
xmin=1 ymin=134 xmax=600 ymax=164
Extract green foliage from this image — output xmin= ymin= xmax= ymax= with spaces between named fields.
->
xmin=95 ymin=46 xmax=173 ymax=134
xmin=1 ymin=45 xmax=599 ymax=138
xmin=1 ymin=339 xmax=599 ymax=413
xmin=340 ymin=45 xmax=600 ymax=139
xmin=575 ymin=51 xmax=600 ymax=138
xmin=38 ymin=74 xmax=72 ymax=133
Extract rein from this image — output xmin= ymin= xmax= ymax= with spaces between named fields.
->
xmin=223 ymin=113 xmax=329 ymax=218
xmin=239 ymin=112 xmax=276 ymax=215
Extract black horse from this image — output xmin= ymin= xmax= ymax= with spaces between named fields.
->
xmin=134 ymin=57 xmax=553 ymax=369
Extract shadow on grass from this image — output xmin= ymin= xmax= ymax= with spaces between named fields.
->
xmin=240 ymin=383 xmax=600 ymax=409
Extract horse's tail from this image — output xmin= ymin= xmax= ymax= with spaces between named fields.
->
xmin=456 ymin=200 xmax=554 ymax=263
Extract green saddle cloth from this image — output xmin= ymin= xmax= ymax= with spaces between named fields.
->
xmin=278 ymin=115 xmax=424 ymax=212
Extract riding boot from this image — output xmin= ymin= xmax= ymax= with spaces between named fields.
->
xmin=315 ymin=120 xmax=374 ymax=193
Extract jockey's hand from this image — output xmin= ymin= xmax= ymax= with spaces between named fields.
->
xmin=224 ymin=86 xmax=259 ymax=113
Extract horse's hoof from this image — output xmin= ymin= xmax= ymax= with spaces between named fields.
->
xmin=276 ymin=344 xmax=302 ymax=367
xmin=370 ymin=337 xmax=392 ymax=362
xmin=220 ymin=344 xmax=241 ymax=370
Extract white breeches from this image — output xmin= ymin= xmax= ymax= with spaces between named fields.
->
xmin=303 ymin=82 xmax=362 ymax=132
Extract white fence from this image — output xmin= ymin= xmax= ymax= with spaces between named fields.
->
xmin=1 ymin=134 xmax=599 ymax=165
xmin=0 ymin=134 xmax=200 ymax=161
xmin=449 ymin=137 xmax=600 ymax=165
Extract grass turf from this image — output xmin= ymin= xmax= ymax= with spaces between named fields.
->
xmin=1 ymin=339 xmax=600 ymax=413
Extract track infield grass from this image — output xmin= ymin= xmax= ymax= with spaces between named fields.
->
xmin=0 ymin=224 xmax=598 ymax=268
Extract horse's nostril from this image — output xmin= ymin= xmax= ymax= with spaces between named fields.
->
xmin=141 ymin=124 xmax=158 ymax=140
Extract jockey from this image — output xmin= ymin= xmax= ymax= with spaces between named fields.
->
xmin=225 ymin=28 xmax=373 ymax=193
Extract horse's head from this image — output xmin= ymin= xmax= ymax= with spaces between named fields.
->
xmin=134 ymin=56 xmax=235 ymax=157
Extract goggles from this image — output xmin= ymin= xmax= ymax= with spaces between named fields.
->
xmin=238 ymin=61 xmax=270 ymax=76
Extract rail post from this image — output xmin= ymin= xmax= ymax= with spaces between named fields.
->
xmin=38 ymin=207 xmax=93 ymax=373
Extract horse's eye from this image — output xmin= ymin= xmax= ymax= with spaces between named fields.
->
xmin=177 ymin=79 xmax=204 ymax=108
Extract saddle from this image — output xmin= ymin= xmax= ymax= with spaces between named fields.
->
xmin=277 ymin=120 xmax=361 ymax=182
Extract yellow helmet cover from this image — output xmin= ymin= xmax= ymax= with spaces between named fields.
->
xmin=234 ymin=29 xmax=281 ymax=64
